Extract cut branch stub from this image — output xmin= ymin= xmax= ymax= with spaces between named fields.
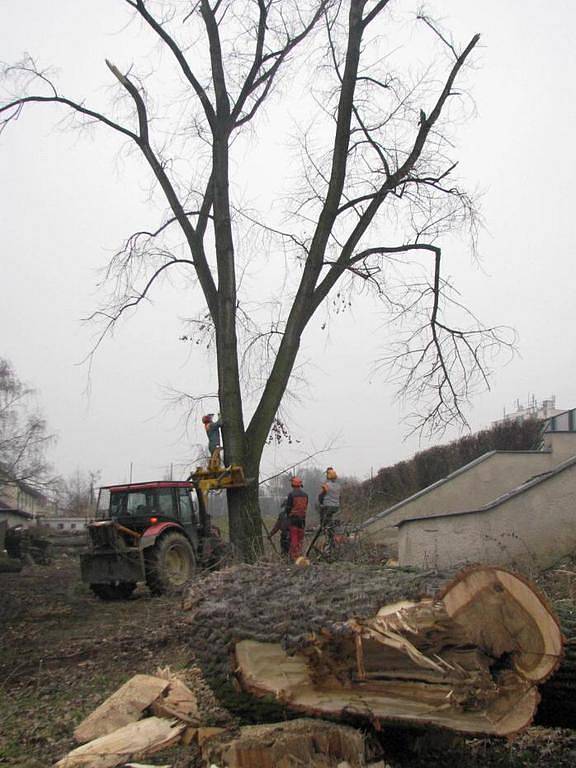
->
xmin=184 ymin=564 xmax=561 ymax=737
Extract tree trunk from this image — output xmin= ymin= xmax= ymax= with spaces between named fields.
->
xmin=535 ymin=603 xmax=576 ymax=728
xmin=226 ymin=472 xmax=264 ymax=563
xmin=200 ymin=719 xmax=366 ymax=768
xmin=183 ymin=563 xmax=562 ymax=737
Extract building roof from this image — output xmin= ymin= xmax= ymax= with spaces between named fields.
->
xmin=397 ymin=452 xmax=576 ymax=528
xmin=0 ymin=507 xmax=34 ymax=520
xmin=359 ymin=449 xmax=547 ymax=529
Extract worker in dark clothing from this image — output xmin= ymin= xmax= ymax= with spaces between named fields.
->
xmin=283 ymin=476 xmax=308 ymax=560
xmin=269 ymin=506 xmax=290 ymax=556
xmin=202 ymin=413 xmax=223 ymax=469
xmin=318 ymin=466 xmax=341 ymax=534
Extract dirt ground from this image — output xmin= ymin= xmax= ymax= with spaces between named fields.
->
xmin=0 ymin=558 xmax=231 ymax=767
xmin=1 ymin=558 xmax=576 ymax=768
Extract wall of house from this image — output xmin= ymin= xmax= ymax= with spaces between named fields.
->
xmin=399 ymin=461 xmax=576 ymax=570
xmin=41 ymin=517 xmax=89 ymax=532
xmin=362 ymin=432 xmax=576 ymax=550
xmin=0 ymin=483 xmax=49 ymax=516
xmin=542 ymin=431 xmax=576 ymax=463
xmin=0 ymin=511 xmax=34 ymax=529
xmin=361 ymin=451 xmax=552 ymax=548
xmin=0 ymin=484 xmax=19 ymax=509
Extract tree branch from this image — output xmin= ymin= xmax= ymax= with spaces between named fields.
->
xmin=124 ymin=0 xmax=216 ymax=126
xmin=0 ymin=93 xmax=137 ymax=140
xmin=105 ymin=59 xmax=219 ymax=316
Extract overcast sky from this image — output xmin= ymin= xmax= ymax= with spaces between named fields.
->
xmin=1 ymin=1 xmax=575 ymax=489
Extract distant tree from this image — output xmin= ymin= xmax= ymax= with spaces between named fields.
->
xmin=1 ymin=2 xmax=510 ymax=559
xmin=0 ymin=357 xmax=55 ymax=493
xmin=55 ymin=469 xmax=101 ymax=517
xmin=344 ymin=417 xmax=544 ymax=520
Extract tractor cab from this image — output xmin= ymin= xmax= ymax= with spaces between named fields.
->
xmin=97 ymin=481 xmax=206 ymax=548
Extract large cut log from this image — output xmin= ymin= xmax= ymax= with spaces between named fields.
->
xmin=535 ymin=601 xmax=576 ymax=727
xmin=200 ymin=718 xmax=366 ymax=768
xmin=183 ymin=563 xmax=562 ymax=737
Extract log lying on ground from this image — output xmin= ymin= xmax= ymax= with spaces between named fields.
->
xmin=535 ymin=602 xmax=576 ymax=727
xmin=200 ymin=718 xmax=366 ymax=768
xmin=183 ymin=563 xmax=562 ymax=737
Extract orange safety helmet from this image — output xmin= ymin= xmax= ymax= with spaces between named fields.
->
xmin=202 ymin=414 xmax=214 ymax=424
xmin=291 ymin=476 xmax=303 ymax=488
xmin=326 ymin=467 xmax=338 ymax=480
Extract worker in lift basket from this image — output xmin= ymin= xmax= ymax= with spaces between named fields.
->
xmin=202 ymin=413 xmax=223 ymax=469
xmin=283 ymin=476 xmax=309 ymax=560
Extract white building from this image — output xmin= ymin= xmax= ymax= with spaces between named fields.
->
xmin=493 ymin=395 xmax=563 ymax=426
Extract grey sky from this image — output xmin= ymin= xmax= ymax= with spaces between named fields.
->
xmin=1 ymin=1 xmax=575 ymax=488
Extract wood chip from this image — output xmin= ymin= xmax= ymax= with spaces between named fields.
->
xmin=150 ymin=678 xmax=201 ymax=723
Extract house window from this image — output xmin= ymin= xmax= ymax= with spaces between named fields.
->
xmin=58 ymin=523 xmax=64 ymax=530
xmin=70 ymin=523 xmax=76 ymax=529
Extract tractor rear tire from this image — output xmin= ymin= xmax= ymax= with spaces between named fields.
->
xmin=145 ymin=531 xmax=196 ymax=596
xmin=90 ymin=582 xmax=136 ymax=601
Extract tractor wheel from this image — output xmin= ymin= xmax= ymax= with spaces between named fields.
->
xmin=90 ymin=582 xmax=136 ymax=601
xmin=145 ymin=531 xmax=196 ymax=596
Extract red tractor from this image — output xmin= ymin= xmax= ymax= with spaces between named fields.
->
xmin=80 ymin=477 xmax=228 ymax=599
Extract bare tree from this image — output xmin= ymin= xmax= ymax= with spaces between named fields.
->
xmin=0 ymin=358 xmax=55 ymax=493
xmin=0 ymin=1 xmax=509 ymax=559
xmin=54 ymin=469 xmax=101 ymax=517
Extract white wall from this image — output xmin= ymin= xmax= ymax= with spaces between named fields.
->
xmin=399 ymin=458 xmax=576 ymax=570
xmin=363 ymin=433 xmax=576 ymax=550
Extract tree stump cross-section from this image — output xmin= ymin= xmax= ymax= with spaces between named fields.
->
xmin=184 ymin=563 xmax=562 ymax=736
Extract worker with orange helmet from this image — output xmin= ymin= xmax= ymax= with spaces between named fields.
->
xmin=202 ymin=413 xmax=223 ymax=465
xmin=318 ymin=466 xmax=341 ymax=532
xmin=283 ymin=476 xmax=309 ymax=560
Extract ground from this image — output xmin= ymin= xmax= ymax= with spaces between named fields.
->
xmin=0 ymin=558 xmax=230 ymax=767
xmin=1 ymin=558 xmax=576 ymax=767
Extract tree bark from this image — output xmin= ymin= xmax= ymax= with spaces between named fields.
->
xmin=183 ymin=563 xmax=562 ymax=736
xmin=226 ymin=466 xmax=264 ymax=562
xmin=535 ymin=603 xmax=576 ymax=728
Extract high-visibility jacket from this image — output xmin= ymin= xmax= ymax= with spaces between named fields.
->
xmin=284 ymin=488 xmax=308 ymax=519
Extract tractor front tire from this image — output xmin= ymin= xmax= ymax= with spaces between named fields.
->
xmin=90 ymin=582 xmax=136 ymax=601
xmin=145 ymin=531 xmax=196 ymax=596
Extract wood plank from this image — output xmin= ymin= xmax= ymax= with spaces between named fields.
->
xmin=150 ymin=677 xmax=200 ymax=723
xmin=74 ymin=675 xmax=170 ymax=744
xmin=56 ymin=717 xmax=185 ymax=768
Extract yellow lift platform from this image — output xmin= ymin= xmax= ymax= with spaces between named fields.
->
xmin=188 ymin=448 xmax=246 ymax=495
